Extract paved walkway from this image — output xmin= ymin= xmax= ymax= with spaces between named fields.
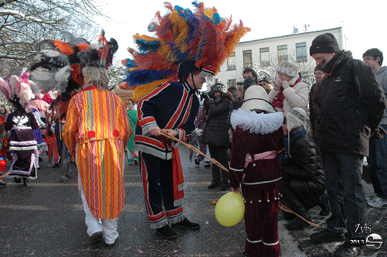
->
xmin=0 ymin=145 xmax=385 ymax=256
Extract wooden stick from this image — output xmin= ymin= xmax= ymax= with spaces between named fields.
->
xmin=0 ymin=171 xmax=10 ymax=179
xmin=159 ymin=132 xmax=319 ymax=227
xmin=279 ymin=202 xmax=319 ymax=227
xmin=160 ymin=130 xmax=229 ymax=172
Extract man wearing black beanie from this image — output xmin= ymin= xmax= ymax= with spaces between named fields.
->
xmin=309 ymin=33 xmax=386 ymax=257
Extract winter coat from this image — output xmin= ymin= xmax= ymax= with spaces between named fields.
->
xmin=268 ymin=75 xmax=309 ymax=115
xmin=281 ymin=126 xmax=325 ymax=209
xmin=319 ymin=51 xmax=386 ymax=157
xmin=309 ymin=82 xmax=322 ymax=143
xmin=202 ymin=95 xmax=232 ymax=147
xmin=376 ymin=66 xmax=387 ymax=125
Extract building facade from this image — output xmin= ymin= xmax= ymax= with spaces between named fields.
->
xmin=212 ymin=27 xmax=343 ymax=89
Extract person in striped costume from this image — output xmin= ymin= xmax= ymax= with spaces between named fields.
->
xmin=121 ymin=2 xmax=250 ymax=240
xmin=63 ymin=65 xmax=131 ymax=247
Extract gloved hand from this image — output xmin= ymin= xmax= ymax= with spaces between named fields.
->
xmin=274 ymin=78 xmax=282 ymax=92
xmin=373 ymin=126 xmax=387 ymax=139
xmin=194 ymin=128 xmax=203 ymax=137
xmin=281 ymin=80 xmax=290 ymax=89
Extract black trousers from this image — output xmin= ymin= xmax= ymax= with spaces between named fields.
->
xmin=208 ymin=145 xmax=229 ymax=186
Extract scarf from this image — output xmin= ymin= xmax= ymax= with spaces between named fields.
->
xmin=272 ymin=78 xmax=301 ymax=111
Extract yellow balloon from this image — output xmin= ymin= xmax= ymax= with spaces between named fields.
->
xmin=215 ymin=192 xmax=245 ymax=227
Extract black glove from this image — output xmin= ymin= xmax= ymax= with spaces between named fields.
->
xmin=373 ymin=126 xmax=387 ymax=139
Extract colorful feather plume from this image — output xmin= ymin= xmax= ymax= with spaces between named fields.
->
xmin=31 ymin=30 xmax=118 ymax=98
xmin=121 ymin=1 xmax=250 ymax=101
xmin=0 ymin=71 xmax=36 ymax=112
xmin=30 ymin=30 xmax=118 ymax=117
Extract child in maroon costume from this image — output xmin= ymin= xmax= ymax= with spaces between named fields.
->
xmin=229 ymin=86 xmax=284 ymax=257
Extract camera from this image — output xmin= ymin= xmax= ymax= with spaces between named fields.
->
xmin=199 ymin=90 xmax=215 ymax=101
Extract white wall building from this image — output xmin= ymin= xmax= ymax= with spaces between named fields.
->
xmin=211 ymin=27 xmax=344 ymax=89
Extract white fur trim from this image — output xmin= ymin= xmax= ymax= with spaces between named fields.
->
xmin=230 ymin=109 xmax=284 ymax=135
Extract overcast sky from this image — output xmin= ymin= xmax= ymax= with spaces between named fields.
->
xmin=97 ymin=0 xmax=387 ymax=66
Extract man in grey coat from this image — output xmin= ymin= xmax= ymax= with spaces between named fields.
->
xmin=363 ymin=48 xmax=387 ymax=208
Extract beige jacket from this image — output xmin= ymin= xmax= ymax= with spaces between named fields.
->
xmin=268 ymin=75 xmax=309 ymax=115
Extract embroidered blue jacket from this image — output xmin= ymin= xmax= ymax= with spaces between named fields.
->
xmin=135 ymin=81 xmax=199 ymax=159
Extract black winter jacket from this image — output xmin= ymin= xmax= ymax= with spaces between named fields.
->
xmin=202 ymin=95 xmax=232 ymax=147
xmin=282 ymin=126 xmax=325 ymax=208
xmin=319 ymin=51 xmax=386 ymax=156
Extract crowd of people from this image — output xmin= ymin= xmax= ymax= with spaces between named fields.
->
xmin=0 ymin=2 xmax=386 ymax=256
xmin=190 ymin=33 xmax=386 ymax=257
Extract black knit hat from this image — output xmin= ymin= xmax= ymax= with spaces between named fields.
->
xmin=309 ymin=33 xmax=340 ymax=56
xmin=243 ymin=77 xmax=256 ymax=92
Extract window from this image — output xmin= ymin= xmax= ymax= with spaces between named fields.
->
xmin=296 ymin=42 xmax=307 ymax=62
xmin=277 ymin=45 xmax=288 ymax=63
xmin=227 ymin=79 xmax=236 ymax=88
xmin=260 ymin=47 xmax=270 ymax=66
xmin=227 ymin=52 xmax=236 ymax=70
xmin=243 ymin=50 xmax=252 ymax=68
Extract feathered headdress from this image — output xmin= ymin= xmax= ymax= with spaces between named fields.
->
xmin=30 ymin=30 xmax=118 ymax=118
xmin=120 ymin=1 xmax=250 ymax=101
xmin=30 ymin=30 xmax=118 ymax=102
xmin=0 ymin=68 xmax=36 ymax=111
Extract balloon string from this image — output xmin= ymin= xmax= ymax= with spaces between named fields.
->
xmin=160 ymin=130 xmax=229 ymax=172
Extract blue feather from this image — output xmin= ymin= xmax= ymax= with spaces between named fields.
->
xmin=213 ymin=13 xmax=220 ymax=24
xmin=136 ymin=39 xmax=160 ymax=54
xmin=124 ymin=59 xmax=136 ymax=69
xmin=126 ymin=70 xmax=175 ymax=86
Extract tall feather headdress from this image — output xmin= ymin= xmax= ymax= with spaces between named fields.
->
xmin=0 ymin=69 xmax=36 ymax=111
xmin=120 ymin=1 xmax=250 ymax=101
xmin=30 ymin=30 xmax=118 ymax=118
xmin=30 ymin=30 xmax=118 ymax=101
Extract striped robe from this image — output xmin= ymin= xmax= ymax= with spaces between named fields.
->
xmin=63 ymin=86 xmax=131 ymax=220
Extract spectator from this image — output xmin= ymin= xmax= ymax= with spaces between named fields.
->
xmin=281 ymin=108 xmax=326 ymax=230
xmin=44 ymin=112 xmax=60 ymax=167
xmin=236 ymin=82 xmax=244 ymax=102
xmin=259 ymin=76 xmax=273 ymax=94
xmin=309 ymin=65 xmax=326 ymax=145
xmin=126 ymin=100 xmax=138 ymax=165
xmin=190 ymin=99 xmax=211 ymax=168
xmin=227 ymin=86 xmax=242 ymax=110
xmin=202 ymin=83 xmax=232 ymax=191
xmin=309 ymin=33 xmax=386 ymax=257
xmin=242 ymin=67 xmax=259 ymax=83
xmin=362 ymin=48 xmax=387 ymax=208
xmin=268 ymin=61 xmax=309 ymax=115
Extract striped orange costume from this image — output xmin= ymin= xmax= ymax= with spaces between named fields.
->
xmin=63 ymin=86 xmax=131 ymax=219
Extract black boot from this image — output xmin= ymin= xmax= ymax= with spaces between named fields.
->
xmin=317 ymin=192 xmax=330 ymax=216
xmin=282 ymin=187 xmax=312 ymax=230
xmin=156 ymin=225 xmax=177 ymax=240
xmin=286 ymin=212 xmax=312 ymax=230
xmin=171 ymin=218 xmax=200 ymax=230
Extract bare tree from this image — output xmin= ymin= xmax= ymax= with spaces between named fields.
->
xmin=0 ymin=0 xmax=106 ymax=76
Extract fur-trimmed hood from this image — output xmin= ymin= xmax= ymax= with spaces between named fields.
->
xmin=230 ymin=109 xmax=284 ymax=135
